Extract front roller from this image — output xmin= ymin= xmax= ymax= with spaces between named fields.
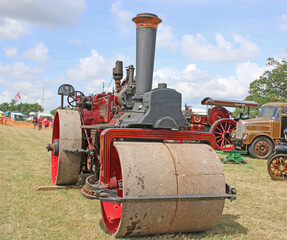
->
xmin=47 ymin=110 xmax=82 ymax=185
xmin=84 ymin=142 xmax=236 ymax=237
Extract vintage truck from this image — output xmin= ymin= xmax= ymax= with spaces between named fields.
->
xmin=232 ymin=101 xmax=287 ymax=159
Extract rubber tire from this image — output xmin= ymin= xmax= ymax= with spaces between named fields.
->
xmin=249 ymin=136 xmax=274 ymax=159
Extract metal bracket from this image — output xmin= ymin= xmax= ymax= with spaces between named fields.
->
xmin=82 ymin=175 xmax=237 ymax=203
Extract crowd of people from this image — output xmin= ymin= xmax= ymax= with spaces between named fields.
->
xmin=32 ymin=114 xmax=54 ymax=130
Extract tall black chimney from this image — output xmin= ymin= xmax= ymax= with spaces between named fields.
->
xmin=132 ymin=13 xmax=162 ymax=98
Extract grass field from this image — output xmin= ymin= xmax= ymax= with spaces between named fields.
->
xmin=1 ymin=125 xmax=287 ymax=240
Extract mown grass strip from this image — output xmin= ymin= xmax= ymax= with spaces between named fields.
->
xmin=0 ymin=125 xmax=286 ymax=240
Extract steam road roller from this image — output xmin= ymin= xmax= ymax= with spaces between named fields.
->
xmin=47 ymin=13 xmax=237 ymax=237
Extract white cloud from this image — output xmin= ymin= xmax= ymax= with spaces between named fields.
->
xmin=182 ymin=33 xmax=260 ymax=62
xmin=110 ymin=0 xmax=133 ymax=36
xmin=278 ymin=14 xmax=287 ymax=31
xmin=0 ymin=81 xmax=58 ymax=110
xmin=0 ymin=90 xmax=13 ymax=103
xmin=0 ymin=0 xmax=87 ymax=28
xmin=157 ymin=24 xmax=179 ymax=51
xmin=236 ymin=61 xmax=265 ymax=85
xmin=0 ymin=18 xmax=30 ymax=39
xmin=23 ymin=42 xmax=49 ymax=62
xmin=0 ymin=61 xmax=42 ymax=80
xmin=4 ymin=47 xmax=18 ymax=57
xmin=66 ymin=50 xmax=110 ymax=83
xmin=66 ymin=50 xmax=131 ymax=93
xmin=153 ymin=61 xmax=264 ymax=108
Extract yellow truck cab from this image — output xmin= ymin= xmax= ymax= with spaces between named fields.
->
xmin=232 ymin=101 xmax=287 ymax=159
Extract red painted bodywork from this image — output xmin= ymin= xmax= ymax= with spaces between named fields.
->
xmin=183 ymin=97 xmax=258 ymax=150
xmin=80 ymin=93 xmax=118 ymax=126
xmin=99 ymin=128 xmax=216 ymax=184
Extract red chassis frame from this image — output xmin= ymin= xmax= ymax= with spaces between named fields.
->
xmin=99 ymin=128 xmax=216 ymax=184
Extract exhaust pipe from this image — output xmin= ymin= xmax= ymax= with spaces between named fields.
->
xmin=132 ymin=13 xmax=162 ymax=98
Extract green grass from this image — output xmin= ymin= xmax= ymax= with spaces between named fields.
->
xmin=0 ymin=125 xmax=287 ymax=240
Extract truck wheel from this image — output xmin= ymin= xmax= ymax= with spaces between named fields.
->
xmin=249 ymin=136 xmax=274 ymax=159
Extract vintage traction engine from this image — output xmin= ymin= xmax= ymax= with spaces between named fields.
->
xmin=47 ymin=14 xmax=236 ymax=237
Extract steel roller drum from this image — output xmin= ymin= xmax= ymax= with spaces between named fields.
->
xmin=51 ymin=110 xmax=82 ymax=185
xmin=101 ymin=142 xmax=226 ymax=237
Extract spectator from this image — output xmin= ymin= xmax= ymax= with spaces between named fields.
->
xmin=44 ymin=118 xmax=49 ymax=130
xmin=38 ymin=116 xmax=43 ymax=130
xmin=32 ymin=114 xmax=38 ymax=130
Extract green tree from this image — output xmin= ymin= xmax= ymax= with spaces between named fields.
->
xmin=50 ymin=106 xmax=61 ymax=116
xmin=0 ymin=100 xmax=43 ymax=115
xmin=50 ymin=105 xmax=75 ymax=116
xmin=247 ymin=57 xmax=287 ymax=105
xmin=234 ymin=57 xmax=287 ymax=118
xmin=0 ymin=102 xmax=9 ymax=112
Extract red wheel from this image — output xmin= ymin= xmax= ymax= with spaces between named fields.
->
xmin=210 ymin=118 xmax=236 ymax=150
xmin=51 ymin=110 xmax=82 ymax=185
xmin=267 ymin=154 xmax=287 ymax=180
xmin=208 ymin=106 xmax=230 ymax=125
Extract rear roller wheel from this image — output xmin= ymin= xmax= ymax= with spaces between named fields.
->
xmin=101 ymin=142 xmax=226 ymax=237
xmin=267 ymin=154 xmax=287 ymax=180
xmin=210 ymin=118 xmax=236 ymax=150
xmin=51 ymin=110 xmax=82 ymax=185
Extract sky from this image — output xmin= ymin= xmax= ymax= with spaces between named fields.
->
xmin=0 ymin=0 xmax=286 ymax=112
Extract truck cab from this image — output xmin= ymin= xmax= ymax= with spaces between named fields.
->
xmin=232 ymin=102 xmax=287 ymax=159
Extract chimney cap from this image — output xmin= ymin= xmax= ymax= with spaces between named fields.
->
xmin=132 ymin=13 xmax=162 ymax=29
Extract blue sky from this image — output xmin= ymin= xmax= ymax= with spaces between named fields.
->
xmin=0 ymin=0 xmax=286 ymax=111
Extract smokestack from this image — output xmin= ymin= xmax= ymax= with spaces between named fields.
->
xmin=132 ymin=13 xmax=162 ymax=98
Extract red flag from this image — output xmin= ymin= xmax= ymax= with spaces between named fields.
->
xmin=16 ymin=92 xmax=21 ymax=99
xmin=14 ymin=92 xmax=21 ymax=102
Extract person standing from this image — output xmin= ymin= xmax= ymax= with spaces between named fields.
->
xmin=38 ymin=116 xmax=43 ymax=130
xmin=33 ymin=114 xmax=38 ymax=130
xmin=44 ymin=118 xmax=49 ymax=130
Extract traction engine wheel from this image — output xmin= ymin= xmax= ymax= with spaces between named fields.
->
xmin=267 ymin=154 xmax=287 ymax=180
xmin=249 ymin=136 xmax=274 ymax=159
xmin=51 ymin=110 xmax=82 ymax=185
xmin=101 ymin=142 xmax=226 ymax=237
xmin=209 ymin=118 xmax=236 ymax=150
xmin=208 ymin=106 xmax=230 ymax=126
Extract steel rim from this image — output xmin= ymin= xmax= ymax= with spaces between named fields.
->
xmin=268 ymin=154 xmax=287 ymax=180
xmin=255 ymin=140 xmax=269 ymax=157
xmin=212 ymin=119 xmax=236 ymax=150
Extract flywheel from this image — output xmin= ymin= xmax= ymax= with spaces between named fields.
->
xmin=100 ymin=142 xmax=226 ymax=237
xmin=50 ymin=110 xmax=82 ymax=185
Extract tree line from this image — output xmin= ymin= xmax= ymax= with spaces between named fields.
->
xmin=0 ymin=99 xmax=43 ymax=115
